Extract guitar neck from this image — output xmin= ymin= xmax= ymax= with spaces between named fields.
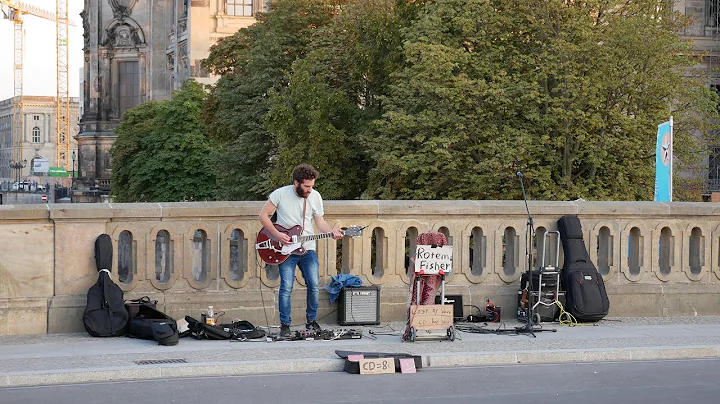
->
xmin=297 ymin=230 xmax=340 ymax=243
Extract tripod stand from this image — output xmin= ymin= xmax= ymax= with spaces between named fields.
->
xmin=514 ymin=171 xmax=556 ymax=337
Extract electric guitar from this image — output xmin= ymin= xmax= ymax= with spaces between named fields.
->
xmin=255 ymin=224 xmax=365 ymax=264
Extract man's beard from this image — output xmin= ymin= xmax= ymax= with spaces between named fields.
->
xmin=295 ymin=184 xmax=309 ymax=198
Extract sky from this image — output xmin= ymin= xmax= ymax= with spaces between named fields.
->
xmin=0 ymin=0 xmax=84 ymax=101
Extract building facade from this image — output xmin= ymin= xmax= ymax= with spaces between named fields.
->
xmin=680 ymin=1 xmax=720 ymax=198
xmin=77 ymin=0 xmax=264 ymax=201
xmin=0 ymin=96 xmax=80 ymax=188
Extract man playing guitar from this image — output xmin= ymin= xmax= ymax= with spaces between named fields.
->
xmin=258 ymin=164 xmax=343 ymax=337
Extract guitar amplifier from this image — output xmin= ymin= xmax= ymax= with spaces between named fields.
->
xmin=338 ymin=286 xmax=380 ymax=326
xmin=435 ymin=294 xmax=464 ymax=320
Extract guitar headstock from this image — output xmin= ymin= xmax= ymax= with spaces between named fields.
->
xmin=341 ymin=226 xmax=366 ymax=238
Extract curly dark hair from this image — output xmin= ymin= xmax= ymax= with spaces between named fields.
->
xmin=292 ymin=164 xmax=319 ymax=183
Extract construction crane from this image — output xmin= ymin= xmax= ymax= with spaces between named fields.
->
xmin=0 ymin=0 xmax=76 ymax=174
xmin=56 ymin=0 xmax=70 ymax=172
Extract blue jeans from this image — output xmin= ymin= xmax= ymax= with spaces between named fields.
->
xmin=278 ymin=250 xmax=319 ymax=326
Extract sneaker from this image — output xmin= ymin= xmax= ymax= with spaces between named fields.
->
xmin=280 ymin=324 xmax=292 ymax=337
xmin=306 ymin=320 xmax=321 ymax=331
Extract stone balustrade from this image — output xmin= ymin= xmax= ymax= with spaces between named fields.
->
xmin=1 ymin=200 xmax=719 ymax=336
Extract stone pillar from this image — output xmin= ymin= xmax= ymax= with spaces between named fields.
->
xmin=139 ymin=51 xmax=147 ymax=99
xmin=101 ymin=50 xmax=112 ymax=122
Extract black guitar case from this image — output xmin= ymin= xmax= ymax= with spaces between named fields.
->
xmin=558 ymin=215 xmax=609 ymax=322
xmin=127 ymin=303 xmax=179 ymax=346
xmin=83 ymin=234 xmax=129 ymax=337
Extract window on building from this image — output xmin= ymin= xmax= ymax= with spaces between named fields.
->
xmin=33 ymin=115 xmax=39 ymax=121
xmin=685 ymin=1 xmax=720 ymax=36
xmin=226 ymin=0 xmax=253 ymax=16
xmin=708 ymin=1 xmax=720 ymax=28
xmin=118 ymin=61 xmax=140 ymax=118
xmin=32 ymin=126 xmax=40 ymax=143
xmin=709 ymin=147 xmax=720 ymax=192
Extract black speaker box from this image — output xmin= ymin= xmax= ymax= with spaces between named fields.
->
xmin=435 ymin=294 xmax=464 ymax=320
xmin=338 ymin=286 xmax=380 ymax=326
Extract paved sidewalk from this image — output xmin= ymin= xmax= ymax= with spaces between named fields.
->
xmin=2 ymin=316 xmax=720 ymax=387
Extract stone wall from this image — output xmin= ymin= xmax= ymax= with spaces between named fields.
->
xmin=1 ymin=200 xmax=720 ymax=336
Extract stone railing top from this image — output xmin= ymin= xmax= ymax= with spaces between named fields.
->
xmin=1 ymin=200 xmax=720 ymax=221
xmin=0 ymin=203 xmax=51 ymax=220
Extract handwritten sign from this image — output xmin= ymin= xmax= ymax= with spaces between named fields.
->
xmin=414 ymin=245 xmax=453 ymax=274
xmin=359 ymin=357 xmax=395 ymax=375
xmin=410 ymin=304 xmax=453 ymax=330
xmin=399 ymin=358 xmax=417 ymax=374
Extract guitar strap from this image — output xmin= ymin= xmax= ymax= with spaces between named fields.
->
xmin=300 ymin=197 xmax=307 ymax=247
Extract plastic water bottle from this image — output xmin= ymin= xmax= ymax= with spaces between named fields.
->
xmin=206 ymin=306 xmax=215 ymax=325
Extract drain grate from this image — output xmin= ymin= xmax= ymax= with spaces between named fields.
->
xmin=134 ymin=358 xmax=188 ymax=365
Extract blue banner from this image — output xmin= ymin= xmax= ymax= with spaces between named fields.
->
xmin=654 ymin=119 xmax=672 ymax=202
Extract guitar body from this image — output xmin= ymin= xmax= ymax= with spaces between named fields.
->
xmin=256 ymin=224 xmax=307 ymax=265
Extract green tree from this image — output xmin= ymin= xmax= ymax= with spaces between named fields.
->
xmin=364 ymin=0 xmax=719 ymax=201
xmin=110 ymin=80 xmax=216 ymax=202
xmin=202 ymin=0 xmax=343 ymax=200
xmin=263 ymin=0 xmax=404 ymax=198
xmin=265 ymin=59 xmax=368 ymax=199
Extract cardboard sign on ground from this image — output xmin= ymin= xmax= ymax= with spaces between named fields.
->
xmin=399 ymin=358 xmax=417 ymax=374
xmin=410 ymin=304 xmax=453 ymax=330
xmin=359 ymin=357 xmax=395 ymax=375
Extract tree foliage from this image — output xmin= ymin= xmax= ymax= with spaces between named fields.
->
xmin=363 ymin=0 xmax=719 ymax=200
xmin=201 ymin=0 xmax=345 ymax=200
xmin=110 ymin=80 xmax=216 ymax=202
xmin=262 ymin=0 xmax=403 ymax=198
xmin=110 ymin=0 xmax=718 ymax=202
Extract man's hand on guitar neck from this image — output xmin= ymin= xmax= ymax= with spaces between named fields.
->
xmin=315 ymin=216 xmax=343 ymax=240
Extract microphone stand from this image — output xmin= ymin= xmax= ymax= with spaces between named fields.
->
xmin=514 ymin=171 xmax=556 ymax=337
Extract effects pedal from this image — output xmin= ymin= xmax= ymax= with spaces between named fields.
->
xmin=486 ymin=302 xmax=501 ymax=323
xmin=278 ymin=328 xmax=363 ymax=341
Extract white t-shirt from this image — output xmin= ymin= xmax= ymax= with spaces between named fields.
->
xmin=269 ymin=185 xmax=325 ymax=250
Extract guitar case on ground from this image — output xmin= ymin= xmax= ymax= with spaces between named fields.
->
xmin=83 ymin=234 xmax=129 ymax=337
xmin=126 ymin=303 xmax=179 ymax=346
xmin=184 ymin=316 xmax=233 ymax=340
xmin=182 ymin=316 xmax=266 ymax=340
xmin=558 ymin=215 xmax=610 ymax=322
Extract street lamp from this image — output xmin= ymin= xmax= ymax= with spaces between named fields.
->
xmin=71 ymin=151 xmax=76 ymax=183
xmin=70 ymin=151 xmax=76 ymax=203
xmin=8 ymin=158 xmax=27 ymax=192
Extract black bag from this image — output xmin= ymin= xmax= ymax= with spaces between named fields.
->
xmin=125 ymin=296 xmax=158 ymax=319
xmin=558 ymin=215 xmax=610 ymax=322
xmin=183 ymin=316 xmax=266 ymax=340
xmin=83 ymin=234 xmax=129 ymax=337
xmin=184 ymin=316 xmax=232 ymax=340
xmin=222 ymin=320 xmax=266 ymax=340
xmin=127 ymin=304 xmax=179 ymax=346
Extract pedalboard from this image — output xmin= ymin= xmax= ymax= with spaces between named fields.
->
xmin=279 ymin=329 xmax=362 ymax=341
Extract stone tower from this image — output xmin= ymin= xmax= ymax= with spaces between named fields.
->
xmin=77 ymin=0 xmax=261 ymax=202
